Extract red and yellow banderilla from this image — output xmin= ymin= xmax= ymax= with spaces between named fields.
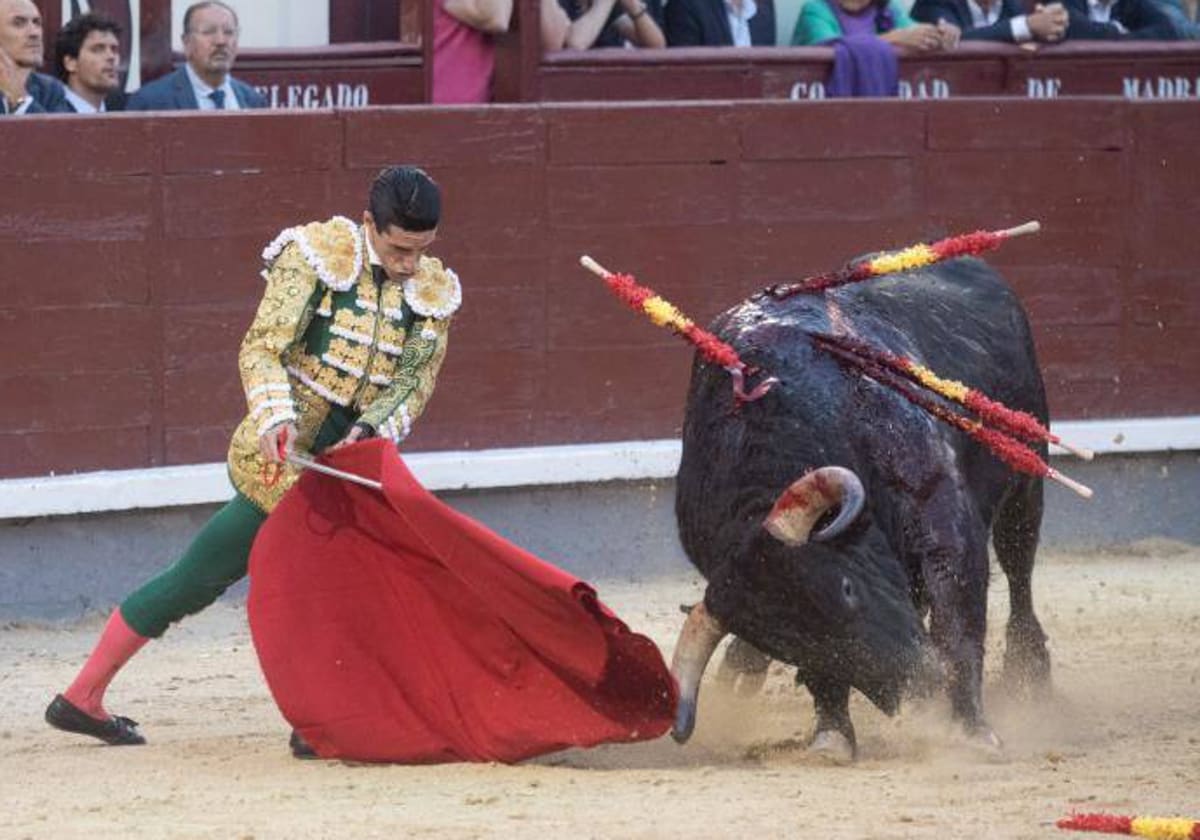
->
xmin=1058 ymin=812 xmax=1200 ymax=839
xmin=769 ymin=221 xmax=1042 ymax=298
xmin=579 ymin=255 xmax=777 ymax=404
xmin=579 ymin=219 xmax=1094 ymax=500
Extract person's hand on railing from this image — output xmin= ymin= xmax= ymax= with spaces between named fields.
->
xmin=882 ymin=22 xmax=947 ymax=52
xmin=936 ymin=18 xmax=962 ymax=49
xmin=615 ymin=0 xmax=666 ymax=47
xmin=1028 ymin=3 xmax=1069 ymax=41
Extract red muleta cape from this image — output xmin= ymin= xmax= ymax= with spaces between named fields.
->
xmin=247 ymin=439 xmax=678 ymax=763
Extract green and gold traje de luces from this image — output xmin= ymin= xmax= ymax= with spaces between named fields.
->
xmin=228 ymin=215 xmax=461 ymax=511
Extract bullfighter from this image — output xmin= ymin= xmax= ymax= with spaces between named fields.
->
xmin=45 ymin=165 xmax=460 ymax=753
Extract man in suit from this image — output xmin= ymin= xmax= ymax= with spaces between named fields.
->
xmin=127 ymin=1 xmax=266 ymax=111
xmin=912 ymin=0 xmax=1069 ymax=41
xmin=0 ymin=0 xmax=71 ymax=114
xmin=1060 ymin=0 xmax=1178 ymax=37
xmin=666 ymin=0 xmax=777 ymax=45
xmin=54 ymin=12 xmax=123 ymax=112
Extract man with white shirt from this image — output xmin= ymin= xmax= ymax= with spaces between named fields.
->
xmin=54 ymin=13 xmax=122 ymax=113
xmin=912 ymin=0 xmax=1069 ymax=42
xmin=127 ymin=1 xmax=266 ymax=111
xmin=914 ymin=0 xmax=1177 ymax=38
xmin=1061 ymin=0 xmax=1178 ymax=37
xmin=665 ymin=0 xmax=777 ymax=45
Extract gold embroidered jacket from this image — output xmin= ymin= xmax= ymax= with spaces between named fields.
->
xmin=227 ymin=216 xmax=461 ymax=512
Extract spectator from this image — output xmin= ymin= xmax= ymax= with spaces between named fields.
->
xmin=0 ymin=0 xmax=69 ymax=114
xmin=1061 ymin=0 xmax=1179 ymax=36
xmin=127 ymin=1 xmax=266 ymax=110
xmin=54 ymin=12 xmax=123 ymax=113
xmin=1176 ymin=0 xmax=1199 ymax=35
xmin=911 ymin=0 xmax=1069 ymax=42
xmin=546 ymin=0 xmax=667 ymax=49
xmin=665 ymin=0 xmax=776 ymax=45
xmin=792 ymin=0 xmax=959 ymax=49
xmin=1152 ymin=0 xmax=1198 ymax=37
xmin=432 ymin=0 xmax=512 ymax=103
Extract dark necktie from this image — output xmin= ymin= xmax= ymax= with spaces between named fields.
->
xmin=372 ymin=264 xmax=387 ymax=285
xmin=208 ymin=89 xmax=226 ymax=110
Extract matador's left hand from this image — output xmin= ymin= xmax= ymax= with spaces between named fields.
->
xmin=327 ymin=424 xmax=370 ymax=452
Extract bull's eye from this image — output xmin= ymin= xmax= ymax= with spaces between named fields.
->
xmin=841 ymin=576 xmax=859 ymax=609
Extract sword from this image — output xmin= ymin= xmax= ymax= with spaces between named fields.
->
xmin=286 ymin=452 xmax=383 ymax=492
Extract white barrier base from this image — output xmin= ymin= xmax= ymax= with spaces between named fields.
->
xmin=1 ymin=417 xmax=1196 ymax=520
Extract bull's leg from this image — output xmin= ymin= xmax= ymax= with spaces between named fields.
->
xmin=801 ymin=673 xmax=856 ymax=763
xmin=715 ymin=636 xmax=772 ymax=697
xmin=919 ymin=506 xmax=998 ymax=747
xmin=993 ymin=479 xmax=1051 ymax=696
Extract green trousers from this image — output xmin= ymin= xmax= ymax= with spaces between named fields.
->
xmin=120 ymin=410 xmax=357 ymax=638
xmin=120 ymin=494 xmax=266 ymax=638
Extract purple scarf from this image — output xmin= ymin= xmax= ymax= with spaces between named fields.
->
xmin=825 ymin=3 xmax=899 ymax=98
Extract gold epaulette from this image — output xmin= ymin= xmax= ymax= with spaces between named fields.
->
xmin=260 ymin=216 xmax=363 ymax=291
xmin=403 ymin=256 xmax=462 ymax=320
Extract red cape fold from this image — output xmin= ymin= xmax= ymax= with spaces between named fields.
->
xmin=247 ymin=439 xmax=678 ymax=763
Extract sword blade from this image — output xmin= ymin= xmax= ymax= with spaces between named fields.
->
xmin=286 ymin=453 xmax=383 ymax=491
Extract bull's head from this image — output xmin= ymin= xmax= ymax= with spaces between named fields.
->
xmin=671 ymin=467 xmax=934 ymax=743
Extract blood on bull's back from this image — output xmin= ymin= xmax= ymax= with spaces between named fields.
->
xmin=671 ymin=256 xmax=1051 ymax=760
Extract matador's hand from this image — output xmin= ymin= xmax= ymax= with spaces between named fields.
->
xmin=259 ymin=422 xmax=298 ymax=463
xmin=326 ymin=423 xmax=371 ymax=452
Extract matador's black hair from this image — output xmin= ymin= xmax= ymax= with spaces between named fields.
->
xmin=368 ymin=166 xmax=441 ymax=233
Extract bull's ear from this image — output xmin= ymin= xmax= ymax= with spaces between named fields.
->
xmin=763 ymin=467 xmax=865 ymax=546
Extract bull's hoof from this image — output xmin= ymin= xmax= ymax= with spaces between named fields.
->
xmin=715 ymin=637 xmax=772 ymax=698
xmin=1001 ymin=655 xmax=1052 ymax=701
xmin=807 ymin=730 xmax=855 ymax=765
xmin=958 ymin=726 xmax=1005 ymax=760
xmin=715 ymin=661 xmax=769 ymax=698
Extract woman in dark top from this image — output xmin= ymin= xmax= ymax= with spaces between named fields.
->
xmin=546 ymin=0 xmax=666 ymax=48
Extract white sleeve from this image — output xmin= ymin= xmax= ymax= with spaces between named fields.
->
xmin=1009 ymin=14 xmax=1033 ymax=41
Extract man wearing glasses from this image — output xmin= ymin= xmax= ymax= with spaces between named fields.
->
xmin=127 ymin=1 xmax=265 ymax=110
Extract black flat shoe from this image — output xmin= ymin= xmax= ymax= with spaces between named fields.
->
xmin=289 ymin=729 xmax=318 ymax=760
xmin=45 ymin=694 xmax=146 ymax=746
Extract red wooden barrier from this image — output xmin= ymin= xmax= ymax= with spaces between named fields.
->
xmin=0 ymin=101 xmax=1195 ymax=478
xmin=533 ymin=42 xmax=1200 ymax=102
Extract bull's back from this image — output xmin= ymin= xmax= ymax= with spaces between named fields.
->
xmin=846 ymin=258 xmax=1045 ymax=420
xmin=675 ymin=257 xmax=1045 ymax=577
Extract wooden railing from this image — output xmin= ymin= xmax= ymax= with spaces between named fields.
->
xmin=35 ymin=0 xmax=1200 ymax=105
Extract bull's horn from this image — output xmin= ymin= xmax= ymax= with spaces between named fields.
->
xmin=670 ymin=601 xmax=727 ymax=743
xmin=764 ymin=466 xmax=865 ymax=545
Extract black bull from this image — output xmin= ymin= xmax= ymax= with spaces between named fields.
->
xmin=672 ymin=256 xmax=1051 ymax=758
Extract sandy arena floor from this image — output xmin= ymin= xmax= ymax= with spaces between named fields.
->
xmin=2 ymin=541 xmax=1198 ymax=839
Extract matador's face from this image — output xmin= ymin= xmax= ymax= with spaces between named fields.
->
xmin=364 ymin=213 xmax=438 ymax=281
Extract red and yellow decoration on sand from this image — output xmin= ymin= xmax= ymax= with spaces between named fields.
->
xmin=1058 ymin=812 xmax=1200 ymax=839
xmin=769 ymin=221 xmax=1041 ymax=298
xmin=579 ymin=256 xmax=777 ymax=404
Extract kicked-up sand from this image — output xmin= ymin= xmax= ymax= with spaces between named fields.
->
xmin=2 ymin=541 xmax=1198 ymax=839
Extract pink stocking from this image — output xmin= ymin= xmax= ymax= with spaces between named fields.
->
xmin=62 ymin=609 xmax=149 ymax=720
